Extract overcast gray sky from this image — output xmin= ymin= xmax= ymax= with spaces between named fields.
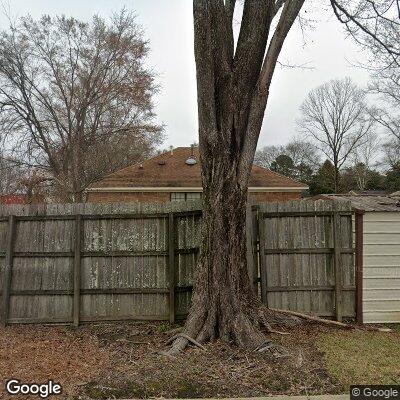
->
xmin=1 ymin=0 xmax=371 ymax=149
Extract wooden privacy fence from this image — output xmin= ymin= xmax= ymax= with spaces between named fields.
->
xmin=0 ymin=202 xmax=203 ymax=326
xmin=254 ymin=200 xmax=356 ymax=321
xmin=0 ymin=199 xmax=356 ymax=326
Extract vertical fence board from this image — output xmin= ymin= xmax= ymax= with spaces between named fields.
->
xmin=1 ymin=215 xmax=16 ymax=327
xmin=259 ymin=207 xmax=268 ymax=306
xmin=168 ymin=213 xmax=176 ymax=324
xmin=355 ymin=211 xmax=364 ymax=324
xmin=333 ymin=209 xmax=343 ymax=321
xmin=73 ymin=215 xmax=83 ymax=326
xmin=246 ymin=201 xmax=258 ymax=292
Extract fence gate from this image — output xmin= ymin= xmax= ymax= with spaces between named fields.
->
xmin=255 ymin=200 xmax=356 ymax=321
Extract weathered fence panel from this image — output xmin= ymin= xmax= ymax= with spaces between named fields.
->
xmin=0 ymin=202 xmax=203 ymax=325
xmin=256 ymin=199 xmax=355 ymax=320
xmin=0 ymin=199 xmax=356 ymax=325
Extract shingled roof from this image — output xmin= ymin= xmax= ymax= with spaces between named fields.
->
xmin=88 ymin=147 xmax=308 ymax=190
xmin=317 ymin=194 xmax=400 ymax=212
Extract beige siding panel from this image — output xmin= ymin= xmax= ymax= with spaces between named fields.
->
xmin=363 ymin=212 xmax=400 ymax=323
xmin=364 ymin=213 xmax=400 ymax=222
xmin=364 ymin=255 xmax=400 ymax=267
xmin=363 ymin=310 xmax=400 ymax=323
xmin=364 ymin=288 xmax=400 ymax=300
xmin=364 ymin=232 xmax=400 ymax=244
xmin=363 ymin=267 xmax=400 ymax=277
xmin=364 ymin=299 xmax=400 ymax=311
xmin=364 ymin=244 xmax=400 ymax=255
xmin=364 ymin=278 xmax=400 ymax=289
xmin=364 ymin=225 xmax=400 ymax=235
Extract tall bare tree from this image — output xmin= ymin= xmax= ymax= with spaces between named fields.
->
xmin=0 ymin=10 xmax=163 ymax=202
xmin=298 ymin=78 xmax=374 ymax=192
xmin=348 ymin=132 xmax=380 ymax=190
xmin=169 ymin=0 xmax=399 ymax=354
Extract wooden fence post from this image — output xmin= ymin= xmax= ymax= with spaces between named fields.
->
xmin=1 ymin=215 xmax=16 ymax=327
xmin=168 ymin=212 xmax=176 ymax=324
xmin=333 ymin=210 xmax=343 ymax=322
xmin=258 ymin=210 xmax=268 ymax=306
xmin=73 ymin=214 xmax=82 ymax=327
xmin=252 ymin=206 xmax=260 ymax=294
xmin=355 ymin=211 xmax=364 ymax=324
xmin=246 ymin=202 xmax=256 ymax=292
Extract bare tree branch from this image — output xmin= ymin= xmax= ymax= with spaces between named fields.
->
xmin=0 ymin=10 xmax=164 ymax=202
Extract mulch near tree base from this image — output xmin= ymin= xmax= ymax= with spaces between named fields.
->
xmin=0 ymin=322 xmax=363 ymax=399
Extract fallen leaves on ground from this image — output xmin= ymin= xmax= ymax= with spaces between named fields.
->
xmin=2 ymin=321 xmax=397 ymax=399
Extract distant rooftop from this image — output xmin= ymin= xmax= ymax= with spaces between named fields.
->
xmin=88 ymin=146 xmax=308 ymax=190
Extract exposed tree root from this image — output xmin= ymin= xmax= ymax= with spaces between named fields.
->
xmin=163 ymin=303 xmax=393 ymax=356
xmin=163 ymin=305 xmax=302 ymax=356
xmin=178 ymin=333 xmax=207 ymax=350
xmin=269 ymin=308 xmax=354 ymax=329
xmin=165 ymin=332 xmax=206 ymax=351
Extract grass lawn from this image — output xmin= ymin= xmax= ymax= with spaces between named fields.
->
xmin=0 ymin=322 xmax=399 ymax=399
xmin=316 ymin=328 xmax=400 ymax=388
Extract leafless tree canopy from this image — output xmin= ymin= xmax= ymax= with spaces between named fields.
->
xmin=0 ymin=10 xmax=163 ymax=201
xmin=348 ymin=131 xmax=380 ymax=189
xmin=299 ymin=77 xmax=374 ymax=192
xmin=255 ymin=137 xmax=320 ymax=170
xmin=330 ymin=0 xmax=400 ymax=69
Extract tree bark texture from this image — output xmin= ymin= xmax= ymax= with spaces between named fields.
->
xmin=169 ymin=0 xmax=304 ymax=353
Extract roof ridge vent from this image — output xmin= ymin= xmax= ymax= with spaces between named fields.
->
xmin=186 ymin=144 xmax=197 ymax=165
xmin=185 ymin=157 xmax=197 ymax=165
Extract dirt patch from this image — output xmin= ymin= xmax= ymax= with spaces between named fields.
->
xmin=1 ymin=321 xmax=397 ymax=399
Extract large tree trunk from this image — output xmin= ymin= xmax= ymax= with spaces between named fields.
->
xmin=168 ymin=143 xmax=298 ymax=354
xmin=168 ymin=0 xmax=304 ymax=354
xmin=169 ymin=152 xmax=267 ymax=354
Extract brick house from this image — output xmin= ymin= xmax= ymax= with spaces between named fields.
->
xmin=86 ymin=146 xmax=308 ymax=203
xmin=0 ymin=194 xmax=44 ymax=205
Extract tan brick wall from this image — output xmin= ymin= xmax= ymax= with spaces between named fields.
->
xmin=86 ymin=191 xmax=170 ymax=203
xmin=249 ymin=192 xmax=301 ymax=202
xmin=87 ymin=191 xmax=301 ymax=203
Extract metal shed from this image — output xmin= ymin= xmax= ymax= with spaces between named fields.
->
xmin=319 ymin=194 xmax=400 ymax=323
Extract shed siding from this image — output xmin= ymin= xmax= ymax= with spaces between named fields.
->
xmin=362 ymin=212 xmax=400 ymax=323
